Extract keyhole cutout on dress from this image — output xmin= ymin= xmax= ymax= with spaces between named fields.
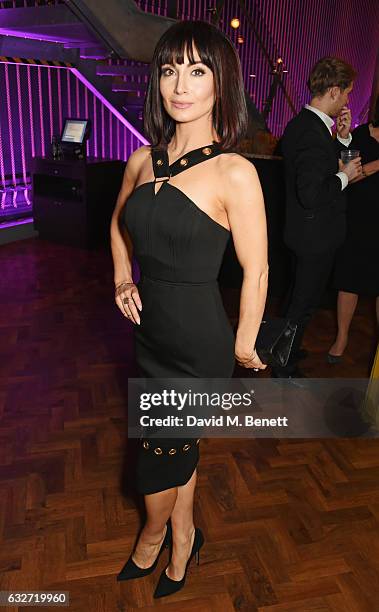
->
xmin=154 ymin=179 xmax=169 ymax=196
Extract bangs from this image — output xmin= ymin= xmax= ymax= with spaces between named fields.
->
xmin=145 ymin=20 xmax=248 ymax=149
xmin=157 ymin=26 xmax=213 ymax=69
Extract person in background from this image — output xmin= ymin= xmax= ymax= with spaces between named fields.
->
xmin=328 ymin=95 xmax=379 ymax=362
xmin=272 ymin=57 xmax=363 ymax=378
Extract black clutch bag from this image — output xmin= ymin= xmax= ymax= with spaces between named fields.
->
xmin=255 ymin=318 xmax=297 ymax=368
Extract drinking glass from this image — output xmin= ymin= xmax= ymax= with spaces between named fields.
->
xmin=340 ymin=149 xmax=360 ymax=164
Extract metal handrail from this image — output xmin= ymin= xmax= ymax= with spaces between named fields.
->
xmin=0 ymin=1 xmax=63 ymax=8
xmin=238 ymin=0 xmax=298 ymax=118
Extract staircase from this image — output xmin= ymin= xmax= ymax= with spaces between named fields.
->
xmin=97 ymin=60 xmax=150 ymax=124
xmin=0 ymin=0 xmax=272 ymax=225
xmin=0 ymin=0 xmax=176 ymax=135
xmin=0 ymin=0 xmax=177 ymax=224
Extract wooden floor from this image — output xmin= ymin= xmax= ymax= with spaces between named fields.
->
xmin=0 ymin=238 xmax=378 ymax=612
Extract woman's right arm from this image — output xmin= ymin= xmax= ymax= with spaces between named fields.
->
xmin=110 ymin=145 xmax=150 ymax=322
xmin=110 ymin=145 xmax=149 ymax=285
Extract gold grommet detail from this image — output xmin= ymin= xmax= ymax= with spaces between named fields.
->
xmin=154 ymin=447 xmax=163 ymax=455
xmin=169 ymin=448 xmax=177 ymax=455
xmin=156 ymin=159 xmax=163 ymax=166
xmin=182 ymin=444 xmax=191 ymax=451
xmin=196 ymin=438 xmax=200 ymax=445
xmin=143 ymin=440 xmax=149 ymax=449
xmin=202 ymin=147 xmax=212 ymax=155
xmin=180 ymin=158 xmax=188 ymax=166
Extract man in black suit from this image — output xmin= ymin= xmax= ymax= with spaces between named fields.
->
xmin=273 ymin=57 xmax=362 ymax=377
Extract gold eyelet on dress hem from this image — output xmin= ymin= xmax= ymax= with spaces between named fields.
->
xmin=202 ymin=147 xmax=212 ymax=155
xmin=154 ymin=447 xmax=163 ymax=455
xmin=143 ymin=440 xmax=149 ymax=449
xmin=180 ymin=158 xmax=188 ymax=166
xmin=156 ymin=159 xmax=163 ymax=166
xmin=169 ymin=448 xmax=177 ymax=455
xmin=182 ymin=444 xmax=191 ymax=451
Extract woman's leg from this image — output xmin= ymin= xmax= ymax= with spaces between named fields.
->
xmin=329 ymin=291 xmax=359 ymax=356
xmin=165 ymin=469 xmax=197 ymax=580
xmin=132 ymin=487 xmax=177 ymax=568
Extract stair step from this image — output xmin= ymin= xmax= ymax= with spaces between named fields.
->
xmin=123 ymin=108 xmax=144 ymax=121
xmin=0 ymin=5 xmax=99 ymax=46
xmin=121 ymin=98 xmax=144 ymax=108
xmin=96 ymin=64 xmax=150 ymax=77
xmin=112 ymin=81 xmax=146 ymax=93
xmin=80 ymin=54 xmax=109 ymax=60
xmin=79 ymin=46 xmax=109 ymax=59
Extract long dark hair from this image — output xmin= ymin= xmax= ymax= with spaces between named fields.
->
xmin=144 ymin=20 xmax=248 ymax=150
xmin=372 ymin=96 xmax=379 ymax=127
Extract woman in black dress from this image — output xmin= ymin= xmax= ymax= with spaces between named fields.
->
xmin=329 ymin=97 xmax=379 ymax=361
xmin=110 ymin=20 xmax=268 ymax=598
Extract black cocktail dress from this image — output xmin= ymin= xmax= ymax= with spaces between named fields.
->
xmin=121 ymin=143 xmax=235 ymax=494
xmin=333 ymin=124 xmax=379 ymax=296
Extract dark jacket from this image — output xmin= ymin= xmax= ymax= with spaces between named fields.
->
xmin=281 ymin=107 xmax=348 ymax=254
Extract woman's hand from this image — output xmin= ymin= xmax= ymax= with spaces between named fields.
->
xmin=115 ymin=281 xmax=142 ymax=324
xmin=235 ymin=346 xmax=267 ymax=371
xmin=363 ymin=159 xmax=379 ymax=176
xmin=344 ymin=158 xmax=379 ymax=183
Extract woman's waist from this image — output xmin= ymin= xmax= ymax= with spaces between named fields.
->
xmin=140 ymin=272 xmax=218 ymax=287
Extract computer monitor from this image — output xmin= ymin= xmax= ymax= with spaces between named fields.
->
xmin=61 ymin=119 xmax=89 ymax=145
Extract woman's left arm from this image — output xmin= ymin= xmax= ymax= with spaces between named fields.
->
xmin=349 ymin=158 xmax=379 ymax=183
xmin=222 ymin=156 xmax=269 ymax=369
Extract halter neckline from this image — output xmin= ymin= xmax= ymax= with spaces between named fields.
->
xmin=151 ymin=142 xmax=223 ymax=182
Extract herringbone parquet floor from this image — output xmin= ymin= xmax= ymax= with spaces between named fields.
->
xmin=0 ymin=238 xmax=378 ymax=612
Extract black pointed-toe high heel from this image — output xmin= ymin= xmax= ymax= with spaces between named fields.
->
xmin=327 ymin=352 xmax=343 ymax=364
xmin=153 ymin=527 xmax=204 ymax=598
xmin=116 ymin=521 xmax=172 ymax=581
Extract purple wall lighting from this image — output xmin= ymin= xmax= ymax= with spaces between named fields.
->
xmin=1 ymin=0 xmax=378 ymax=224
xmin=174 ymin=0 xmax=379 ymax=135
xmin=0 ymin=61 xmax=146 ymax=222
xmin=0 ymin=60 xmax=36 ymax=219
xmin=249 ymin=0 xmax=379 ymax=132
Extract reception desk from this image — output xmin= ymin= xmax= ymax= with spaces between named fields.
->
xmin=32 ymin=157 xmax=125 ymax=248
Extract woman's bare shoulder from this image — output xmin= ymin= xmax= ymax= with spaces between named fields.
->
xmin=120 ymin=145 xmax=152 ymax=189
xmin=216 ymin=151 xmax=259 ymax=185
xmin=127 ymin=144 xmax=151 ymax=172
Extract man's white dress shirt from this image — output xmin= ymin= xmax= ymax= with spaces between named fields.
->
xmin=304 ymin=104 xmax=352 ymax=190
